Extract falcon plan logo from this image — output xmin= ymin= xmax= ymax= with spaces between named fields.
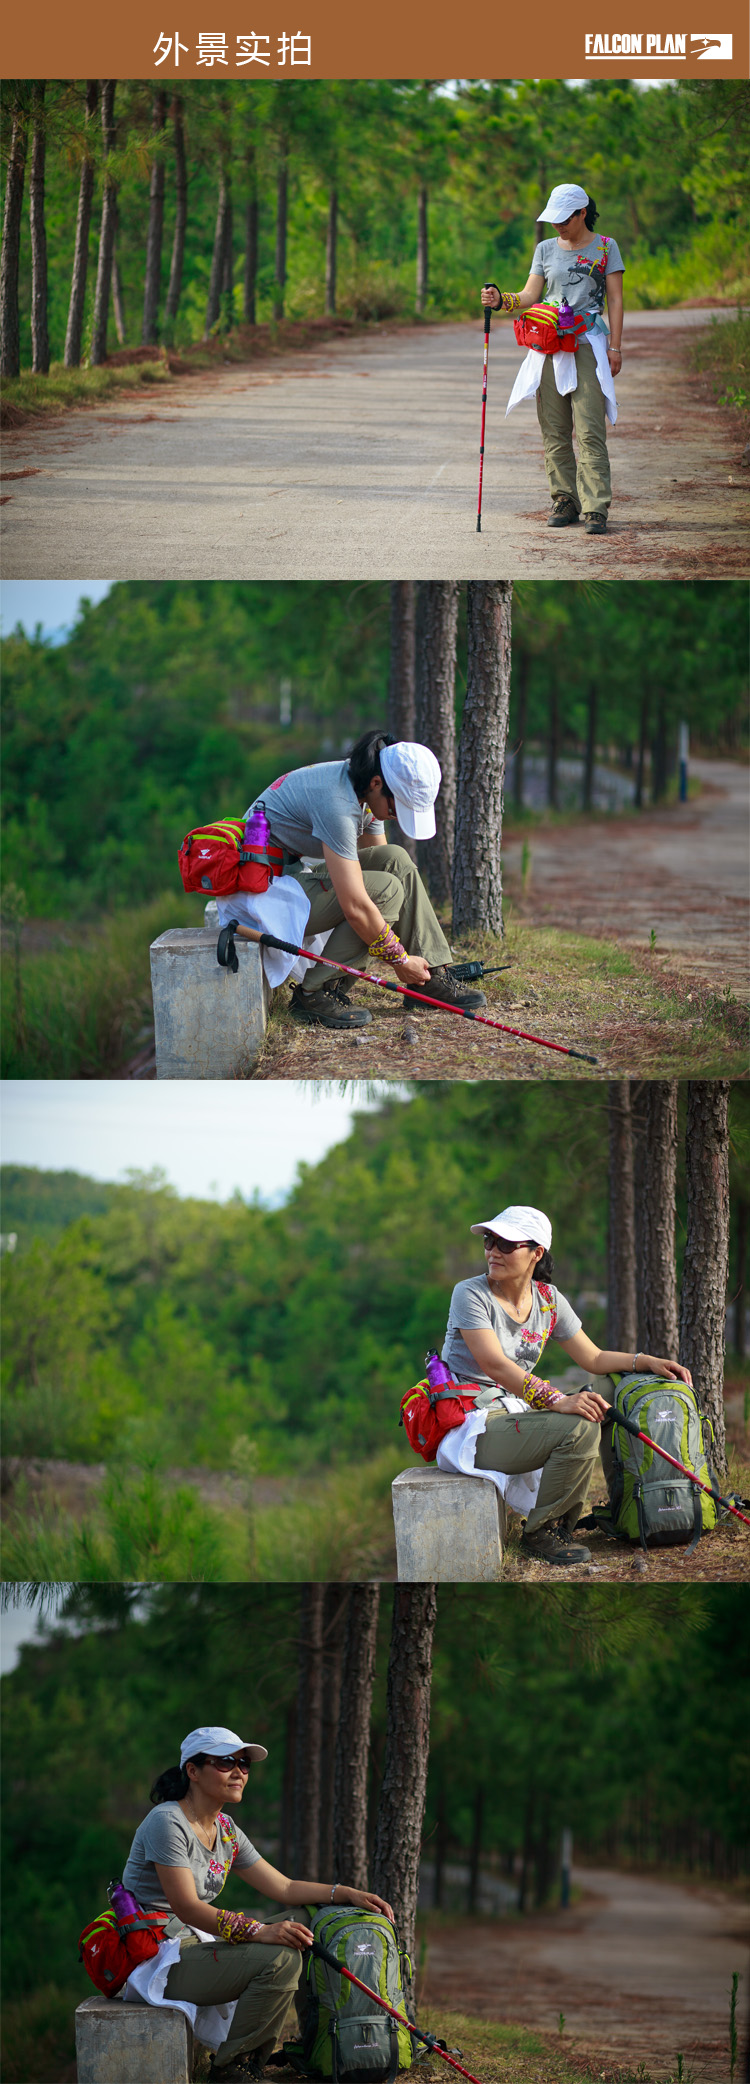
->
xmin=584 ymin=31 xmax=733 ymax=56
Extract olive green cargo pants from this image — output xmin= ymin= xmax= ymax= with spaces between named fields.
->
xmin=287 ymin=845 xmax=451 ymax=996
xmin=473 ymin=1402 xmax=605 ymax=1533
xmin=162 ymin=1931 xmax=302 ymax=2068
xmin=536 ymin=341 xmax=612 ymax=515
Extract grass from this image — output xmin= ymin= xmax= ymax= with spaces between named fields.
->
xmin=1 ymin=1979 xmax=79 ymax=2084
xmin=0 ymin=1447 xmax=402 ymax=1585
xmin=0 ymin=353 xmax=172 ymax=426
xmin=254 ymin=918 xmax=750 ymax=1085
xmin=687 ymin=311 xmax=750 ymax=428
xmin=0 ymin=891 xmax=196 ymax=1077
xmin=410 ymin=2008 xmax=689 ymax=2084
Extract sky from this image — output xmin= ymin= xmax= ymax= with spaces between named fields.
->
xmin=0 ymin=1080 xmax=408 ymax=1205
xmin=0 ymin=580 xmax=113 ymax=643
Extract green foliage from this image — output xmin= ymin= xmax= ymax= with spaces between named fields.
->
xmin=3 ymin=80 xmax=748 ymax=372
xmin=689 ymin=311 xmax=750 ymax=423
xmin=0 ymin=895 xmax=199 ymax=1076
xmin=2 ymin=1082 xmax=746 ymax=1480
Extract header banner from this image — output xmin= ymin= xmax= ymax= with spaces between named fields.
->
xmin=2 ymin=0 xmax=748 ymax=76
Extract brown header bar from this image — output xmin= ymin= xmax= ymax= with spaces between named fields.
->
xmin=2 ymin=0 xmax=748 ymax=77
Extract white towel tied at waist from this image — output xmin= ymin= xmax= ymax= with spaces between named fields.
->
xmin=216 ymin=876 xmax=312 ymax=988
xmin=124 ymin=1933 xmax=237 ymax=2052
xmin=506 ymin=333 xmax=618 ymax=425
xmin=435 ymin=1401 xmax=543 ymax=1518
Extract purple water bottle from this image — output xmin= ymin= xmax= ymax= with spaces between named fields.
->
xmin=425 ymin=1352 xmax=453 ymax=1389
xmin=243 ymin=804 xmax=270 ymax=852
xmin=557 ymin=296 xmax=577 ymax=333
xmin=108 ymin=1879 xmax=140 ymax=1923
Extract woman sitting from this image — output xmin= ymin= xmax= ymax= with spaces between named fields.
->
xmin=122 ymin=1723 xmax=393 ymax=2082
xmin=440 ymin=1204 xmax=691 ymax=1567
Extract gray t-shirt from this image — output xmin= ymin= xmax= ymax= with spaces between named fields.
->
xmin=123 ymin=1802 xmax=260 ymax=1912
xmin=442 ymin=1275 xmax=582 ymax=1398
xmin=530 ymin=233 xmax=625 ymax=321
xmin=251 ymin=762 xmax=385 ymax=862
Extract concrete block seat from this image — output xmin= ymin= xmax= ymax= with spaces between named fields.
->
xmin=150 ymin=926 xmax=269 ymax=1079
xmin=75 ymin=1989 xmax=194 ymax=2083
xmin=392 ymin=1466 xmax=507 ymax=1580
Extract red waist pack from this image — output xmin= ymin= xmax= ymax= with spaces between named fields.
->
xmin=178 ymin=818 xmax=284 ymax=898
xmin=514 ymin=303 xmax=586 ymax=355
xmin=400 ymin=1378 xmax=482 ymax=1463
xmin=79 ymin=1904 xmax=169 ymax=1998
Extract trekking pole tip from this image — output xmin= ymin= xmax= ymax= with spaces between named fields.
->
xmin=476 ymin=517 xmax=481 ymax=532
xmin=568 ymin=1049 xmax=599 ymax=1064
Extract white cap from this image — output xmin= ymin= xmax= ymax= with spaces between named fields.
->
xmin=380 ymin=741 xmax=441 ymax=840
xmin=470 ymin=1205 xmax=552 ymax=1251
xmin=180 ymin=1725 xmax=268 ymax=1767
xmin=541 ymin=184 xmax=589 ymax=225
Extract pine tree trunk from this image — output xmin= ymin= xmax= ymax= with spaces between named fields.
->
xmin=274 ymin=144 xmax=288 ymax=322
xmin=326 ymin=187 xmax=338 ymax=315
xmin=292 ymin=1584 xmax=325 ymax=1876
xmin=111 ymin=220 xmax=126 ymax=344
xmin=734 ymin=1200 xmax=747 ymax=1358
xmin=679 ymin=1082 xmax=730 ymax=1473
xmin=416 ymin=185 xmax=428 ymax=314
xmin=467 ymin=1784 xmax=484 ymax=1913
xmin=65 ymin=82 xmax=98 ymax=368
xmin=90 ymin=81 xmax=118 ymax=366
xmin=333 ymin=1584 xmax=380 ymax=1888
xmin=0 ymin=97 xmax=29 ymax=379
xmin=638 ymin=1082 xmax=679 ymax=1355
xmin=204 ymin=168 xmax=231 ymax=337
xmin=318 ymin=1585 xmax=348 ymax=1880
xmin=651 ymin=700 xmax=668 ymax=803
xmin=453 ymin=580 xmax=511 ymax=938
xmin=583 ymin=685 xmax=597 ymax=813
xmin=221 ymin=195 xmax=234 ymax=327
xmin=415 ymin=583 xmax=459 ymax=908
xmin=371 ymin=1585 xmax=437 ymax=2002
xmin=607 ymin=1081 xmax=637 ymax=1352
xmin=388 ymin=583 xmax=416 ymax=740
xmin=142 ymin=88 xmax=167 ymax=344
xmin=244 ymin=147 xmax=258 ymax=325
xmin=30 ymin=83 xmax=49 ymax=374
xmin=164 ymin=96 xmax=187 ymax=333
xmin=514 ymin=649 xmax=528 ymax=811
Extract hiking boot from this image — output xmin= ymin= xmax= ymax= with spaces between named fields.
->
xmin=520 ymin=1525 xmax=592 ymax=1566
xmin=208 ymin=2055 xmax=267 ymax=2082
xmin=583 ymin=511 xmax=607 ymax=535
xmin=406 ymin=965 xmax=487 ymax=1012
xmin=290 ymin=983 xmax=372 ymax=1029
xmin=547 ymin=497 xmax=579 ymax=528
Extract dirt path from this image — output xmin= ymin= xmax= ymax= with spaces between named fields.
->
xmin=2 ymin=312 xmax=747 ymax=580
xmin=420 ymin=1867 xmax=750 ymax=2079
xmin=505 ymin=759 xmax=750 ymax=1001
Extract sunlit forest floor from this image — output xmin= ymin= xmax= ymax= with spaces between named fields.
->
xmin=254 ymin=925 xmax=748 ymax=1085
xmin=3 ymin=1375 xmax=748 ymax=1586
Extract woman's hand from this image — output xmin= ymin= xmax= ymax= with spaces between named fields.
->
xmin=481 ymin=286 xmax=501 ymax=308
xmin=607 ymin=345 xmax=622 ymax=377
xmin=262 ymin=1919 xmax=314 ymax=1950
xmin=339 ymin=1887 xmax=395 ymax=1924
xmin=393 ymin=955 xmax=431 ymax=988
xmin=556 ymin=1388 xmax=611 ymax=1423
xmin=644 ymin=1357 xmax=694 ymax=1387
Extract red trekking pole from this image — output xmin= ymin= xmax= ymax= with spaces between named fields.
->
xmin=476 ymin=302 xmax=492 ymax=532
xmin=312 ymin=1939 xmax=485 ymax=2084
xmin=217 ymin=921 xmax=599 ymax=1065
xmin=610 ymin=1407 xmax=750 ymax=1528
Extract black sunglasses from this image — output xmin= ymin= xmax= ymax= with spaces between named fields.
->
xmin=482 ymin=1234 xmax=535 ymax=1253
xmin=203 ymin=1753 xmax=252 ymax=1773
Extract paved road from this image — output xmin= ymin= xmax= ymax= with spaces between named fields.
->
xmin=2 ymin=311 xmax=747 ymax=579
xmin=504 ymin=758 xmax=750 ymax=999
xmin=420 ymin=1864 xmax=750 ymax=2077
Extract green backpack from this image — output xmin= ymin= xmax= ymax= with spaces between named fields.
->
xmin=284 ymin=1906 xmax=414 ymax=2082
xmin=598 ymin=1372 xmax=721 ymax=1554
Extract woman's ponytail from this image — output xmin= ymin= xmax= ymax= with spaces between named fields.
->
xmin=533 ymin=1248 xmax=555 ymax=1283
xmin=150 ymin=1762 xmax=191 ymax=1804
xmin=584 ymin=195 xmax=598 ymax=231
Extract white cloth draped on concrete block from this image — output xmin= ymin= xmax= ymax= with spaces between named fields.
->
xmin=506 ymin=334 xmax=618 ymax=424
xmin=124 ymin=1934 xmax=237 ymax=2053
xmin=216 ymin=877 xmax=312 ymax=987
xmin=436 ymin=1404 xmax=543 ymax=1516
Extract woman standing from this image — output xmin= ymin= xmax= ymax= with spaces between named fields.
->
xmin=439 ymin=1205 xmax=692 ymax=1567
xmin=481 ymin=183 xmax=624 ymax=535
xmin=122 ymin=1724 xmax=394 ymax=2081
